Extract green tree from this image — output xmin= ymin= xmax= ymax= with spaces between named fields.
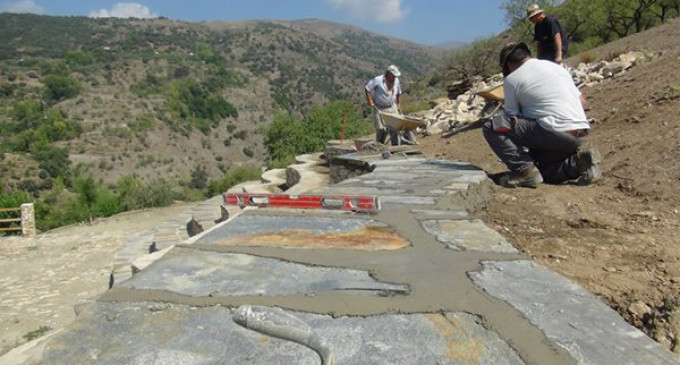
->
xmin=43 ymin=74 xmax=81 ymax=102
xmin=501 ymin=0 xmax=560 ymax=25
xmin=263 ymin=101 xmax=372 ymax=164
xmin=190 ymin=165 xmax=208 ymax=190
xmin=167 ymin=79 xmax=238 ymax=134
xmin=146 ymin=178 xmax=175 ymax=207
xmin=32 ymin=144 xmax=70 ymax=178
xmin=444 ymin=37 xmax=502 ymax=80
xmin=74 ymin=175 xmax=97 ymax=223
xmin=207 ymin=165 xmax=262 ymax=196
xmin=116 ymin=175 xmax=147 ymax=211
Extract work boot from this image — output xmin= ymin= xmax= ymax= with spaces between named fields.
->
xmin=499 ymin=166 xmax=543 ymax=188
xmin=576 ymin=148 xmax=602 ymax=185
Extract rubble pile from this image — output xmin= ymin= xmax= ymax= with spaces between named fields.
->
xmin=569 ymin=51 xmax=650 ymax=87
xmin=416 ymin=51 xmax=652 ymax=136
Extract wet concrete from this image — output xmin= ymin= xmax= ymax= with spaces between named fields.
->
xmin=41 ymin=303 xmax=526 ymax=365
xmin=15 ymin=152 xmax=679 ymax=365
xmin=100 ymin=160 xmax=576 ymax=365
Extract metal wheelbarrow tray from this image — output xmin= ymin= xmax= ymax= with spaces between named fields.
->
xmin=379 ymin=112 xmax=428 ymax=131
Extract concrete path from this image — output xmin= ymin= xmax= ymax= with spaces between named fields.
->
xmin=4 ymin=151 xmax=678 ymax=365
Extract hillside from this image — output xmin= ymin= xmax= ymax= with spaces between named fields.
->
xmin=0 ymin=14 xmax=441 ymax=190
xmin=420 ymin=17 xmax=680 ymax=352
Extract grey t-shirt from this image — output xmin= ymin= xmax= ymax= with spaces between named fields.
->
xmin=366 ymin=75 xmax=401 ymax=109
xmin=503 ymin=59 xmax=588 ymax=132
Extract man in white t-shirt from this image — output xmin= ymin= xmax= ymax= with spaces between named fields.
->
xmin=365 ymin=65 xmax=415 ymax=145
xmin=483 ymin=42 xmax=601 ymax=188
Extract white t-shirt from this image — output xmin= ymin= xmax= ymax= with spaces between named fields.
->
xmin=504 ymin=59 xmax=589 ymax=132
xmin=366 ymin=75 xmax=401 ymax=109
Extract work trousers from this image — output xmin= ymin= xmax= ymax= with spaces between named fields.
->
xmin=374 ymin=104 xmax=400 ymax=145
xmin=483 ymin=118 xmax=585 ymax=184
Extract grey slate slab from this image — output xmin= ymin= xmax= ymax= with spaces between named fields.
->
xmin=197 ymin=215 xmax=387 ymax=243
xmin=119 ymin=248 xmax=409 ymax=297
xmin=194 ymin=214 xmax=409 ymax=250
xmin=379 ymin=195 xmax=437 ymax=205
xmin=41 ymin=303 xmax=526 ymax=365
xmin=421 ymin=220 xmax=518 ymax=253
xmin=469 ymin=260 xmax=680 ymax=365
xmin=411 ymin=209 xmax=471 ymax=220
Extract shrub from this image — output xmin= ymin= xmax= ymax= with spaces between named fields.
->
xmin=115 ymin=175 xmax=175 ymax=211
xmin=65 ymin=51 xmax=95 ymax=66
xmin=92 ymin=188 xmax=121 ymax=217
xmin=32 ymin=145 xmax=70 ymax=178
xmin=233 ymin=130 xmax=247 ymax=140
xmin=166 ymin=79 xmax=238 ymax=134
xmin=263 ymin=100 xmax=372 ymax=163
xmin=116 ymin=175 xmax=147 ymax=211
xmin=189 ymin=165 xmax=208 ymax=190
xmin=146 ymin=178 xmax=175 ymax=207
xmin=43 ymin=74 xmax=81 ymax=102
xmin=73 ymin=175 xmax=97 ymax=222
xmin=207 ymin=165 xmax=261 ymax=196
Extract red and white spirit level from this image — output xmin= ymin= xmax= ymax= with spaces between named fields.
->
xmin=224 ymin=193 xmax=381 ymax=213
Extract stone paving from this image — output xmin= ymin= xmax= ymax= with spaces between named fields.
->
xmin=3 ymin=149 xmax=679 ymax=365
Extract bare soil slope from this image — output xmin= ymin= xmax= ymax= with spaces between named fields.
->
xmin=420 ymin=18 xmax=680 ymax=353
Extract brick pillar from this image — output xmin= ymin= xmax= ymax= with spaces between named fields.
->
xmin=20 ymin=203 xmax=36 ymax=237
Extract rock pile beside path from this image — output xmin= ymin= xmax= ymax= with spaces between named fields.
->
xmin=570 ymin=51 xmax=652 ymax=87
xmin=417 ymin=51 xmax=654 ymax=137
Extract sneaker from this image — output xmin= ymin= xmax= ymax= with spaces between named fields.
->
xmin=499 ymin=166 xmax=543 ymax=188
xmin=576 ymin=149 xmax=602 ymax=185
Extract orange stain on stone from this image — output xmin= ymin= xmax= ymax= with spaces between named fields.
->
xmin=425 ymin=314 xmax=484 ymax=365
xmin=218 ymin=226 xmax=408 ymax=250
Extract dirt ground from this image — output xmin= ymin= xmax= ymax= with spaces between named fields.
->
xmin=0 ymin=203 xmax=194 ymax=356
xmin=420 ymin=19 xmax=680 ymax=353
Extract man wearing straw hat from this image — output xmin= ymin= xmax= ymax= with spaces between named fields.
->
xmin=527 ymin=4 xmax=568 ymax=64
xmin=365 ymin=65 xmax=416 ymax=145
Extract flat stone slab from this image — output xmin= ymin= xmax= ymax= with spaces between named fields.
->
xmin=195 ymin=215 xmax=409 ymax=250
xmin=120 ymin=247 xmax=409 ymax=297
xmin=322 ymin=186 xmax=407 ymax=196
xmin=41 ymin=302 xmax=526 ymax=365
xmin=379 ymin=195 xmax=437 ymax=205
xmin=411 ymin=209 xmax=471 ymax=220
xmin=421 ymin=220 xmax=518 ymax=253
xmin=334 ymin=169 xmax=486 ymax=194
xmin=469 ymin=261 xmax=680 ymax=365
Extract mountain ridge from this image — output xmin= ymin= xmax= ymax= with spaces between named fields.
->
xmin=0 ymin=13 xmax=441 ymax=191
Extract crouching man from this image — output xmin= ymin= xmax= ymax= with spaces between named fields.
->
xmin=483 ymin=42 xmax=601 ymax=188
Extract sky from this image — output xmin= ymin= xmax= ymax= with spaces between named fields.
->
xmin=0 ymin=0 xmax=511 ymax=45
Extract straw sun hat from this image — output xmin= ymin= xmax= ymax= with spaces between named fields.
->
xmin=526 ymin=4 xmax=544 ymax=19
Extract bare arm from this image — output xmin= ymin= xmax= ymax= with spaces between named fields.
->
xmin=365 ymin=88 xmax=374 ymax=107
xmin=553 ymin=34 xmax=563 ymax=63
xmin=580 ymin=94 xmax=588 ymax=111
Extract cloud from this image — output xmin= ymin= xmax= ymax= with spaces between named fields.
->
xmin=329 ymin=0 xmax=408 ymax=23
xmin=1 ymin=0 xmax=44 ymax=14
xmin=89 ymin=2 xmax=157 ymax=19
